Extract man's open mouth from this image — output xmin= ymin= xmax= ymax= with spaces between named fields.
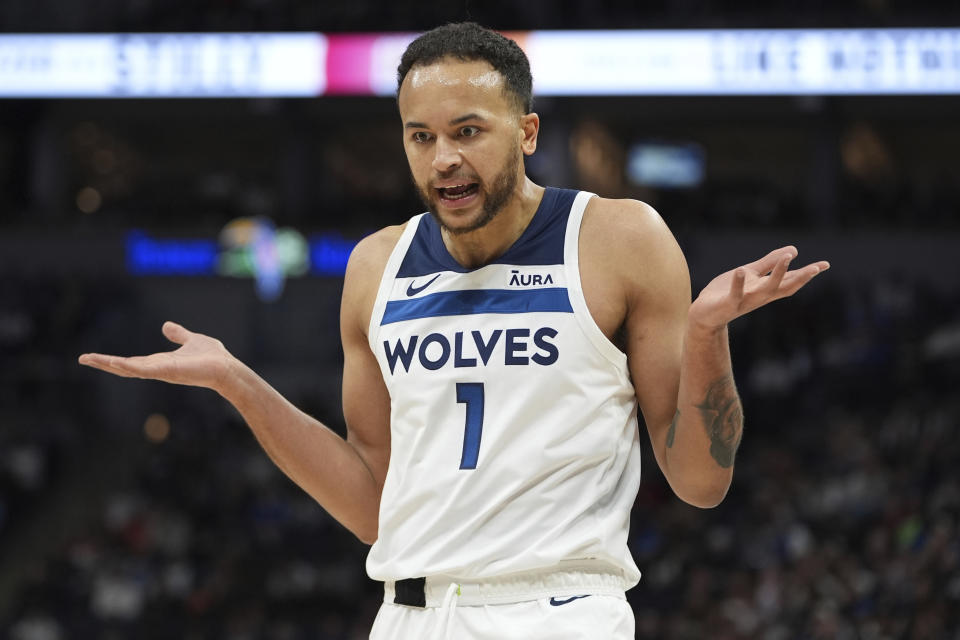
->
xmin=437 ymin=183 xmax=479 ymax=201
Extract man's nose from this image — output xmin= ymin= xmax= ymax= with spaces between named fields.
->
xmin=431 ymin=136 xmax=462 ymax=173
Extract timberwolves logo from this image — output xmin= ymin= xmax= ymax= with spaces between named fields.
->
xmin=219 ymin=217 xmax=309 ymax=302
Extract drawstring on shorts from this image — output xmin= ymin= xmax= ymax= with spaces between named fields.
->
xmin=434 ymin=582 xmax=460 ymax=640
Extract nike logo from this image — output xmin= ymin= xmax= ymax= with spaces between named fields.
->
xmin=549 ymin=595 xmax=591 ymax=606
xmin=406 ymin=273 xmax=442 ymax=297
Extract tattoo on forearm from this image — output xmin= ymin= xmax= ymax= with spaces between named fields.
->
xmin=694 ymin=375 xmax=743 ymax=468
xmin=666 ymin=409 xmax=680 ymax=448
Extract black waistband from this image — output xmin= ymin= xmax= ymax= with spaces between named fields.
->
xmin=393 ymin=577 xmax=427 ymax=608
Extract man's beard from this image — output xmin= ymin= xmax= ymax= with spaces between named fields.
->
xmin=414 ymin=149 xmax=521 ymax=236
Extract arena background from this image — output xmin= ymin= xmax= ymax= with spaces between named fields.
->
xmin=1 ymin=2 xmax=959 ymax=639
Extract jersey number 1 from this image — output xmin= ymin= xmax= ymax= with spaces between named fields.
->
xmin=456 ymin=383 xmax=484 ymax=469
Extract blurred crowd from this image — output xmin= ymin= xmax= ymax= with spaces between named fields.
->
xmin=4 ymin=105 xmax=960 ymax=237
xmin=5 ymin=416 xmax=377 ymax=640
xmin=1 ymin=267 xmax=958 ymax=638
xmin=0 ymin=276 xmax=102 ymax=552
xmin=3 ymin=65 xmax=959 ymax=239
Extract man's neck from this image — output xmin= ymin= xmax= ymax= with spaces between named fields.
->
xmin=441 ymin=177 xmax=545 ymax=269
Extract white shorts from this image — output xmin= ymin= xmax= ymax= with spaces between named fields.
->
xmin=369 ymin=568 xmax=635 ymax=640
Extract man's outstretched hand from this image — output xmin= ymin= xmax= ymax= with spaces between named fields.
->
xmin=689 ymin=246 xmax=830 ymax=331
xmin=78 ymin=321 xmax=234 ymax=391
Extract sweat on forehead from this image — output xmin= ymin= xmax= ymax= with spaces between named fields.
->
xmin=406 ymin=59 xmax=503 ymax=90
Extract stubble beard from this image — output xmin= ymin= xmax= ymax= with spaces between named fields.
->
xmin=414 ymin=148 xmax=521 ymax=236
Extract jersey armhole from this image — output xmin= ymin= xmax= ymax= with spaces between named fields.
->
xmin=366 ymin=214 xmax=425 ymax=353
xmin=563 ymin=192 xmax=631 ymax=374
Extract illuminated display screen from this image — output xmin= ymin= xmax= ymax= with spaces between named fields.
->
xmin=627 ymin=143 xmax=706 ymax=189
xmin=1 ymin=29 xmax=958 ymax=97
xmin=126 ymin=233 xmax=219 ymax=275
xmin=126 ymin=227 xmax=359 ymax=301
xmin=0 ymin=33 xmax=326 ymax=97
xmin=127 ymin=231 xmax=357 ymax=275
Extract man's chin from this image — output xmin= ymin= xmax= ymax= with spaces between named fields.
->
xmin=424 ymin=195 xmax=482 ymax=233
xmin=431 ymin=203 xmax=497 ymax=236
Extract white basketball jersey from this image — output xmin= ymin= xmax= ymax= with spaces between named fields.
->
xmin=366 ymin=189 xmax=642 ymax=587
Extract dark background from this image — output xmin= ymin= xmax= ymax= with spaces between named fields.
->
xmin=1 ymin=2 xmax=959 ymax=639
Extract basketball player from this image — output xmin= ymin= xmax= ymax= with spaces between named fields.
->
xmin=79 ymin=23 xmax=829 ymax=639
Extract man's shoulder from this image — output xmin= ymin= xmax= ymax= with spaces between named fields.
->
xmin=341 ymin=222 xmax=409 ymax=339
xmin=347 ymin=222 xmax=408 ymax=274
xmin=579 ymin=195 xmax=689 ymax=301
xmin=343 ymin=222 xmax=407 ymax=297
xmin=581 ymin=196 xmax=675 ymax=255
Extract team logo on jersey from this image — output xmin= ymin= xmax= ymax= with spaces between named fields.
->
xmin=383 ymin=327 xmax=559 ymax=374
xmin=509 ymin=270 xmax=554 ymax=287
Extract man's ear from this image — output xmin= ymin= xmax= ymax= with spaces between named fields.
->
xmin=520 ymin=112 xmax=540 ymax=156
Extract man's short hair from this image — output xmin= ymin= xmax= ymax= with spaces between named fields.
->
xmin=397 ymin=22 xmax=533 ymax=114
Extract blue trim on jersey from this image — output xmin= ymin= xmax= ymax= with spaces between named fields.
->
xmin=381 ymin=288 xmax=573 ymax=325
xmin=395 ymin=187 xmax=579 ymax=278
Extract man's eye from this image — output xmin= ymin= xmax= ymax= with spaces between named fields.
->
xmin=459 ymin=126 xmax=480 ymax=137
xmin=412 ymin=132 xmax=432 ymax=143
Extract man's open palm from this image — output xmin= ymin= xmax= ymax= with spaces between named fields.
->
xmin=690 ymin=246 xmax=830 ymax=330
xmin=78 ymin=321 xmax=232 ymax=391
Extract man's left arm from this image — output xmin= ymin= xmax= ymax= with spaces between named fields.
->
xmin=673 ymin=246 xmax=828 ymax=506
xmin=598 ymin=200 xmax=829 ymax=508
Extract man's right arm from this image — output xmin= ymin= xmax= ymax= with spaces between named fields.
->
xmin=78 ymin=226 xmax=401 ymax=544
xmin=224 ymin=227 xmax=399 ymax=544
